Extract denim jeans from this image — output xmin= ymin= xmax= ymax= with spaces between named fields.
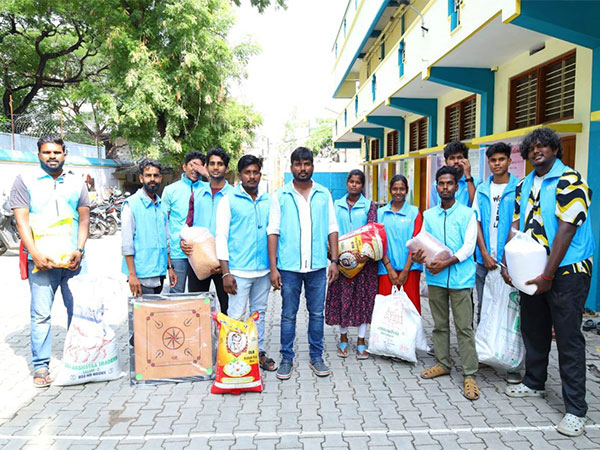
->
xmin=280 ymin=268 xmax=327 ymax=363
xmin=170 ymin=258 xmax=202 ymax=293
xmin=28 ymin=260 xmax=85 ymax=372
xmin=226 ymin=273 xmax=271 ymax=352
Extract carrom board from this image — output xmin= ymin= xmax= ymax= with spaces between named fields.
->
xmin=133 ymin=298 xmax=212 ymax=381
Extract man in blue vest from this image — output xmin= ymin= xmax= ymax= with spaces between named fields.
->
xmin=430 ymin=141 xmax=480 ymax=207
xmin=10 ymin=136 xmax=90 ymax=388
xmin=413 ymin=165 xmax=480 ymax=401
xmin=162 ymin=150 xmax=207 ymax=293
xmin=181 ymin=147 xmax=232 ymax=313
xmin=216 ymin=154 xmax=276 ymax=371
xmin=502 ymin=128 xmax=594 ymax=437
xmin=121 ymin=159 xmax=177 ymax=296
xmin=267 ymin=147 xmax=339 ymax=380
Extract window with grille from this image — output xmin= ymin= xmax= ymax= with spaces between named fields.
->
xmin=370 ymin=139 xmax=380 ymax=160
xmin=409 ymin=118 xmax=428 ymax=152
xmin=509 ymin=50 xmax=576 ymax=130
xmin=445 ymin=95 xmax=477 ymax=142
xmin=386 ymin=130 xmax=399 ymax=156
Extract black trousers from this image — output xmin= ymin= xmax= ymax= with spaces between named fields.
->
xmin=194 ymin=273 xmax=229 ymax=315
xmin=520 ymin=269 xmax=591 ymax=417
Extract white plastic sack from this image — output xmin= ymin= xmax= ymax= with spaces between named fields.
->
xmin=504 ymin=229 xmax=547 ymax=296
xmin=179 ymin=226 xmax=219 ymax=280
xmin=406 ymin=231 xmax=452 ymax=265
xmin=54 ymin=276 xmax=122 ymax=385
xmin=475 ymin=269 xmax=524 ymax=371
xmin=368 ymin=287 xmax=426 ymax=363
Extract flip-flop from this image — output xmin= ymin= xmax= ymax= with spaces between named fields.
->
xmin=583 ymin=318 xmax=596 ymax=332
xmin=337 ymin=342 xmax=349 ymax=358
xmin=32 ymin=368 xmax=52 ymax=388
xmin=356 ymin=344 xmax=369 ymax=360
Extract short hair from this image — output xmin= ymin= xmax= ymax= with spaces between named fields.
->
xmin=436 ymin=165 xmax=459 ymax=183
xmin=486 ymin=142 xmax=512 ymax=159
xmin=185 ymin=150 xmax=205 ymax=165
xmin=207 ymin=147 xmax=230 ymax=167
xmin=389 ymin=174 xmax=409 ymax=192
xmin=443 ymin=141 xmax=469 ymax=160
xmin=290 ymin=146 xmax=314 ymax=164
xmin=520 ymin=127 xmax=563 ymax=160
xmin=37 ymin=136 xmax=66 ymax=153
xmin=238 ymin=154 xmax=263 ymax=173
xmin=139 ymin=158 xmax=163 ymax=175
xmin=346 ymin=169 xmax=365 ymax=186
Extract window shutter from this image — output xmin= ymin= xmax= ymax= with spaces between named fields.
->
xmin=446 ymin=105 xmax=460 ymax=142
xmin=418 ymin=118 xmax=428 ymax=150
xmin=462 ymin=97 xmax=477 ymax=140
xmin=542 ymin=54 xmax=575 ymax=122
xmin=409 ymin=122 xmax=418 ymax=152
xmin=512 ymin=72 xmax=538 ymax=129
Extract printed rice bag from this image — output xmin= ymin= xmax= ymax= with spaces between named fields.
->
xmin=406 ymin=230 xmax=452 ymax=265
xmin=179 ymin=226 xmax=220 ymax=280
xmin=211 ymin=312 xmax=262 ymax=394
xmin=338 ymin=223 xmax=388 ymax=279
xmin=30 ymin=214 xmax=74 ymax=272
xmin=54 ymin=276 xmax=123 ymax=385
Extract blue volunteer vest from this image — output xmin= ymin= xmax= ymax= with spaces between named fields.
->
xmin=193 ymin=182 xmax=233 ymax=236
xmin=276 ymin=181 xmax=331 ymax=271
xmin=377 ymin=201 xmax=421 ymax=275
xmin=24 ymin=168 xmax=83 ymax=260
xmin=334 ymin=194 xmax=370 ymax=236
xmin=518 ymin=159 xmax=595 ymax=266
xmin=475 ymin=174 xmax=519 ymax=265
xmin=423 ymin=201 xmax=476 ymax=289
xmin=227 ymin=185 xmax=271 ymax=271
xmin=162 ymin=174 xmax=205 ymax=260
xmin=121 ymin=189 xmax=168 ymax=278
xmin=430 ymin=174 xmax=480 ymax=207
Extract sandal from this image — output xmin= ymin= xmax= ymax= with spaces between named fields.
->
xmin=584 ymin=308 xmax=598 ymax=318
xmin=259 ymin=351 xmax=277 ymax=371
xmin=32 ymin=368 xmax=52 ymax=388
xmin=337 ymin=342 xmax=349 ymax=358
xmin=505 ymin=382 xmax=545 ymax=398
xmin=557 ymin=413 xmax=586 ymax=437
xmin=356 ymin=344 xmax=369 ymax=360
xmin=463 ymin=378 xmax=480 ymax=401
xmin=583 ymin=318 xmax=596 ymax=332
xmin=420 ymin=364 xmax=450 ymax=379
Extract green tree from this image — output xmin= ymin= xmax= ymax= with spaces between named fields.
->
xmin=305 ymin=118 xmax=334 ymax=157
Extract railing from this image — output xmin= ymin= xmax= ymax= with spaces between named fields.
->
xmin=0 ymin=132 xmax=105 ymax=159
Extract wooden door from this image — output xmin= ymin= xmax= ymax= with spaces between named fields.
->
xmin=561 ymin=135 xmax=576 ymax=168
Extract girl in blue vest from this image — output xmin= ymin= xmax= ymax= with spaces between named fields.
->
xmin=325 ymin=170 xmax=379 ymax=359
xmin=377 ymin=174 xmax=423 ymax=312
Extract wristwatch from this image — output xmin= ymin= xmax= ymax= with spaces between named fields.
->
xmin=77 ymin=247 xmax=85 ymax=256
xmin=331 ymin=259 xmax=339 ymax=264
xmin=465 ymin=177 xmax=474 ymax=183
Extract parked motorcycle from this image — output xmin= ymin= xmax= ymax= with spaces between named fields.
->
xmin=89 ymin=203 xmax=108 ymax=239
xmin=0 ymin=192 xmax=20 ymax=255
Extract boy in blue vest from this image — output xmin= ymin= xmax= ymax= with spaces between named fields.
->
xmin=430 ymin=141 xmax=480 ymax=207
xmin=413 ymin=165 xmax=480 ymax=400
xmin=162 ymin=150 xmax=207 ymax=293
xmin=267 ymin=147 xmax=339 ymax=380
xmin=11 ymin=136 xmax=90 ymax=387
xmin=122 ymin=159 xmax=177 ymax=296
xmin=502 ymin=128 xmax=594 ymax=437
xmin=216 ymin=154 xmax=277 ymax=371
xmin=181 ymin=147 xmax=233 ymax=313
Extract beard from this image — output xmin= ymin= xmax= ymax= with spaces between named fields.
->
xmin=40 ymin=160 xmax=64 ymax=174
xmin=143 ymin=182 xmax=160 ymax=194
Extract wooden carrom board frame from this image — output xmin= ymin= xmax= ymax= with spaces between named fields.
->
xmin=133 ymin=298 xmax=212 ymax=381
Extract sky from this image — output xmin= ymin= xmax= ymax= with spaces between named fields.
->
xmin=229 ymin=0 xmax=348 ymax=147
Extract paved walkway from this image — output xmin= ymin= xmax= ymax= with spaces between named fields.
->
xmin=2 ymin=234 xmax=600 ymax=449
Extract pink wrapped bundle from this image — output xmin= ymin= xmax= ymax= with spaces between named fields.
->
xmin=406 ymin=231 xmax=452 ymax=265
xmin=179 ymin=226 xmax=220 ymax=280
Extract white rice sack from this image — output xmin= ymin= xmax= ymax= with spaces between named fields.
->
xmin=180 ymin=226 xmax=220 ymax=280
xmin=54 ymin=276 xmax=122 ymax=386
xmin=504 ymin=229 xmax=547 ymax=296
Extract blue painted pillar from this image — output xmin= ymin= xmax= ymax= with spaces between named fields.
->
xmin=366 ymin=116 xmax=405 ymax=155
xmin=387 ymin=97 xmax=438 ymax=147
xmin=353 ymin=127 xmax=385 ymax=159
xmin=587 ymin=47 xmax=600 ymax=310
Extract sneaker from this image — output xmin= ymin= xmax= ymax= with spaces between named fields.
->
xmin=557 ymin=413 xmax=586 ymax=437
xmin=276 ymin=360 xmax=293 ymax=380
xmin=505 ymin=382 xmax=545 ymax=398
xmin=505 ymin=371 xmax=523 ymax=384
xmin=309 ymin=359 xmax=331 ymax=377
xmin=426 ymin=344 xmax=435 ymax=356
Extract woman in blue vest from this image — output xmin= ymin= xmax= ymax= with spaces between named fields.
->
xmin=377 ymin=174 xmax=423 ymax=312
xmin=325 ymin=170 xmax=379 ymax=359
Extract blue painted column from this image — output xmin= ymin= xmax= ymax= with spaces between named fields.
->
xmin=366 ymin=116 xmax=405 ymax=156
xmin=387 ymin=97 xmax=437 ymax=147
xmin=353 ymin=127 xmax=384 ymax=159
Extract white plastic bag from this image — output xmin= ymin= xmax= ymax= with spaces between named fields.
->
xmin=179 ymin=226 xmax=220 ymax=280
xmin=504 ymin=229 xmax=547 ymax=295
xmin=406 ymin=231 xmax=452 ymax=265
xmin=54 ymin=276 xmax=122 ymax=385
xmin=368 ymin=287 xmax=426 ymax=363
xmin=475 ymin=269 xmax=524 ymax=371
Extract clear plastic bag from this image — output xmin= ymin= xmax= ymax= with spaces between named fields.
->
xmin=128 ymin=292 xmax=219 ymax=385
xmin=406 ymin=230 xmax=452 ymax=265
xmin=504 ymin=229 xmax=547 ymax=296
xmin=30 ymin=214 xmax=74 ymax=272
xmin=179 ymin=226 xmax=219 ymax=280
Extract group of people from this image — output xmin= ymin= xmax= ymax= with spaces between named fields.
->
xmin=10 ymin=126 xmax=594 ymax=437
